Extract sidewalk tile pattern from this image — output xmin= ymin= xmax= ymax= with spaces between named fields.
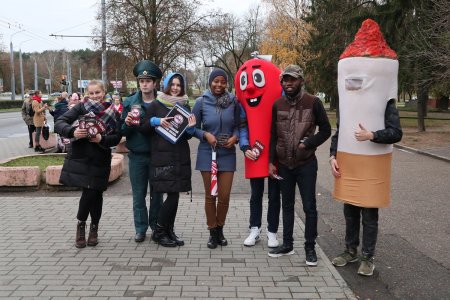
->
xmin=0 ymin=195 xmax=356 ymax=299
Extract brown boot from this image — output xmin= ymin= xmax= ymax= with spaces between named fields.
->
xmin=87 ymin=223 xmax=98 ymax=246
xmin=75 ymin=221 xmax=86 ymax=248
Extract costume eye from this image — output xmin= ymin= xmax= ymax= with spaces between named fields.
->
xmin=239 ymin=71 xmax=248 ymax=90
xmin=252 ymin=69 xmax=265 ymax=88
xmin=345 ymin=78 xmax=363 ymax=90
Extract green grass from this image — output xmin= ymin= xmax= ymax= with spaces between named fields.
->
xmin=0 ymin=108 xmax=21 ymax=112
xmin=0 ymin=155 xmax=65 ymax=171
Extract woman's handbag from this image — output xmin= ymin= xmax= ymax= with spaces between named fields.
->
xmin=42 ymin=123 xmax=50 ymax=140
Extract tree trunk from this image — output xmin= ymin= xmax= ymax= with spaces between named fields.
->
xmin=437 ymin=95 xmax=449 ymax=111
xmin=329 ymin=87 xmax=338 ymax=111
xmin=417 ymin=85 xmax=428 ymax=132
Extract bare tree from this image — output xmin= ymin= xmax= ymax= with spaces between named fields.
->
xmin=42 ymin=51 xmax=57 ymax=93
xmin=413 ymin=0 xmax=450 ymax=84
xmin=104 ymin=0 xmax=212 ymax=73
xmin=413 ymin=0 xmax=450 ymax=112
xmin=198 ymin=5 xmax=263 ymax=89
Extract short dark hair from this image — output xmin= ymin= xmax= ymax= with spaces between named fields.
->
xmin=34 ymin=90 xmax=41 ymax=96
xmin=163 ymin=74 xmax=185 ymax=96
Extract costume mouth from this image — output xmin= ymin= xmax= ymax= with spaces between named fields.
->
xmin=246 ymin=95 xmax=262 ymax=107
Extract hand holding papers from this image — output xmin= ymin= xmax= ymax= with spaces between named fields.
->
xmin=155 ymin=103 xmax=192 ymax=144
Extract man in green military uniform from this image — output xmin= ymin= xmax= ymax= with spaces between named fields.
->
xmin=121 ymin=60 xmax=164 ymax=242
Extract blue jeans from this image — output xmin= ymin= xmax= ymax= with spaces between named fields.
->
xmin=278 ymin=158 xmax=318 ymax=249
xmin=344 ymin=204 xmax=379 ymax=257
xmin=128 ymin=152 xmax=163 ymax=234
xmin=249 ymin=177 xmax=281 ymax=233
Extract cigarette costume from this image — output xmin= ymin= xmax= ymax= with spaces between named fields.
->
xmin=334 ymin=19 xmax=398 ymax=208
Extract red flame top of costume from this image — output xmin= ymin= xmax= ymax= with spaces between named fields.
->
xmin=340 ymin=19 xmax=397 ymax=59
xmin=235 ymin=58 xmax=282 ymax=178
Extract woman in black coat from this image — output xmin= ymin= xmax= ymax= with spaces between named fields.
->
xmin=55 ymin=80 xmax=122 ymax=248
xmin=141 ymin=73 xmax=196 ymax=247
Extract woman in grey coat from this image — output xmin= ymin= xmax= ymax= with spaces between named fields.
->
xmin=191 ymin=69 xmax=240 ymax=249
xmin=21 ymin=95 xmax=35 ymax=148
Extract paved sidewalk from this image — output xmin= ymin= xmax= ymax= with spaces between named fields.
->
xmin=0 ymin=136 xmax=38 ymax=162
xmin=0 ymin=194 xmax=355 ymax=299
xmin=1 ymin=135 xmax=448 ymax=299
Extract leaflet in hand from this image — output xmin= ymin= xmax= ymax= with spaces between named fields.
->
xmin=79 ymin=112 xmax=106 ymax=138
xmin=155 ymin=103 xmax=191 ymax=144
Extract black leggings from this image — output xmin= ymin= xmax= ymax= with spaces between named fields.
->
xmin=157 ymin=192 xmax=179 ymax=227
xmin=35 ymin=126 xmax=42 ymax=144
xmin=27 ymin=124 xmax=36 ymax=146
xmin=77 ymin=188 xmax=104 ymax=224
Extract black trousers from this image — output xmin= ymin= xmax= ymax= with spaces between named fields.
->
xmin=249 ymin=177 xmax=281 ymax=233
xmin=278 ymin=159 xmax=318 ymax=249
xmin=77 ymin=188 xmax=104 ymax=224
xmin=157 ymin=192 xmax=179 ymax=227
xmin=344 ymin=204 xmax=379 ymax=257
xmin=27 ymin=124 xmax=36 ymax=146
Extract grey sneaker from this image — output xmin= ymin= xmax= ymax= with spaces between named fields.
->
xmin=357 ymin=255 xmax=375 ymax=276
xmin=332 ymin=249 xmax=358 ymax=267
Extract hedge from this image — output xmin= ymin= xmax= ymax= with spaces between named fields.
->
xmin=0 ymin=100 xmax=53 ymax=110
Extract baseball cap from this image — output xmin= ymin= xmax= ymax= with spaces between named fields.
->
xmin=280 ymin=64 xmax=304 ymax=79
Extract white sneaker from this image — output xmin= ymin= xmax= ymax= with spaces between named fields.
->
xmin=244 ymin=227 xmax=261 ymax=246
xmin=266 ymin=229 xmax=279 ymax=248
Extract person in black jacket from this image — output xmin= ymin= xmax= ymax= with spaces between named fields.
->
xmin=50 ymin=94 xmax=69 ymax=153
xmin=329 ymin=100 xmax=402 ymax=275
xmin=50 ymin=94 xmax=69 ymax=121
xmin=55 ymin=80 xmax=122 ymax=248
xmin=141 ymin=72 xmax=196 ymax=247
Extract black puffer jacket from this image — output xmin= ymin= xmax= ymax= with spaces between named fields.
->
xmin=330 ymin=99 xmax=403 ymax=156
xmin=141 ymin=100 xmax=192 ymax=193
xmin=55 ymin=103 xmax=122 ymax=191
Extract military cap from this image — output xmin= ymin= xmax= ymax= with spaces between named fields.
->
xmin=133 ymin=60 xmax=163 ymax=79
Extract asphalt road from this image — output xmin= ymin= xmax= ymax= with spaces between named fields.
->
xmin=1 ymin=118 xmax=449 ymax=299
xmin=0 ymin=111 xmax=54 ymax=139
xmin=313 ymin=140 xmax=450 ymax=300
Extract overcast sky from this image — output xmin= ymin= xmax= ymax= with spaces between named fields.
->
xmin=0 ymin=0 xmax=261 ymax=53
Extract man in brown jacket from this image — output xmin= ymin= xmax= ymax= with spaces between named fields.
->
xmin=268 ymin=65 xmax=331 ymax=265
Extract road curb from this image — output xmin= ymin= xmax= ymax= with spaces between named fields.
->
xmin=394 ymin=144 xmax=450 ymax=163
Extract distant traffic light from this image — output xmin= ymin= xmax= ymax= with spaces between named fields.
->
xmin=61 ymin=75 xmax=67 ymax=85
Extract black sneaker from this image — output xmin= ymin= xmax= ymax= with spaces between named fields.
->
xmin=268 ymin=244 xmax=295 ymax=258
xmin=134 ymin=232 xmax=146 ymax=243
xmin=305 ymin=248 xmax=318 ymax=266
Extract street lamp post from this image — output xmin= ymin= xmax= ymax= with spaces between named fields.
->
xmin=34 ymin=58 xmax=38 ymax=91
xmin=9 ymin=30 xmax=25 ymax=100
xmin=19 ymin=39 xmax=32 ymax=100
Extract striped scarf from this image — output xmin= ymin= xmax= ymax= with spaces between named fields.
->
xmin=83 ymin=99 xmax=118 ymax=134
xmin=157 ymin=91 xmax=188 ymax=107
